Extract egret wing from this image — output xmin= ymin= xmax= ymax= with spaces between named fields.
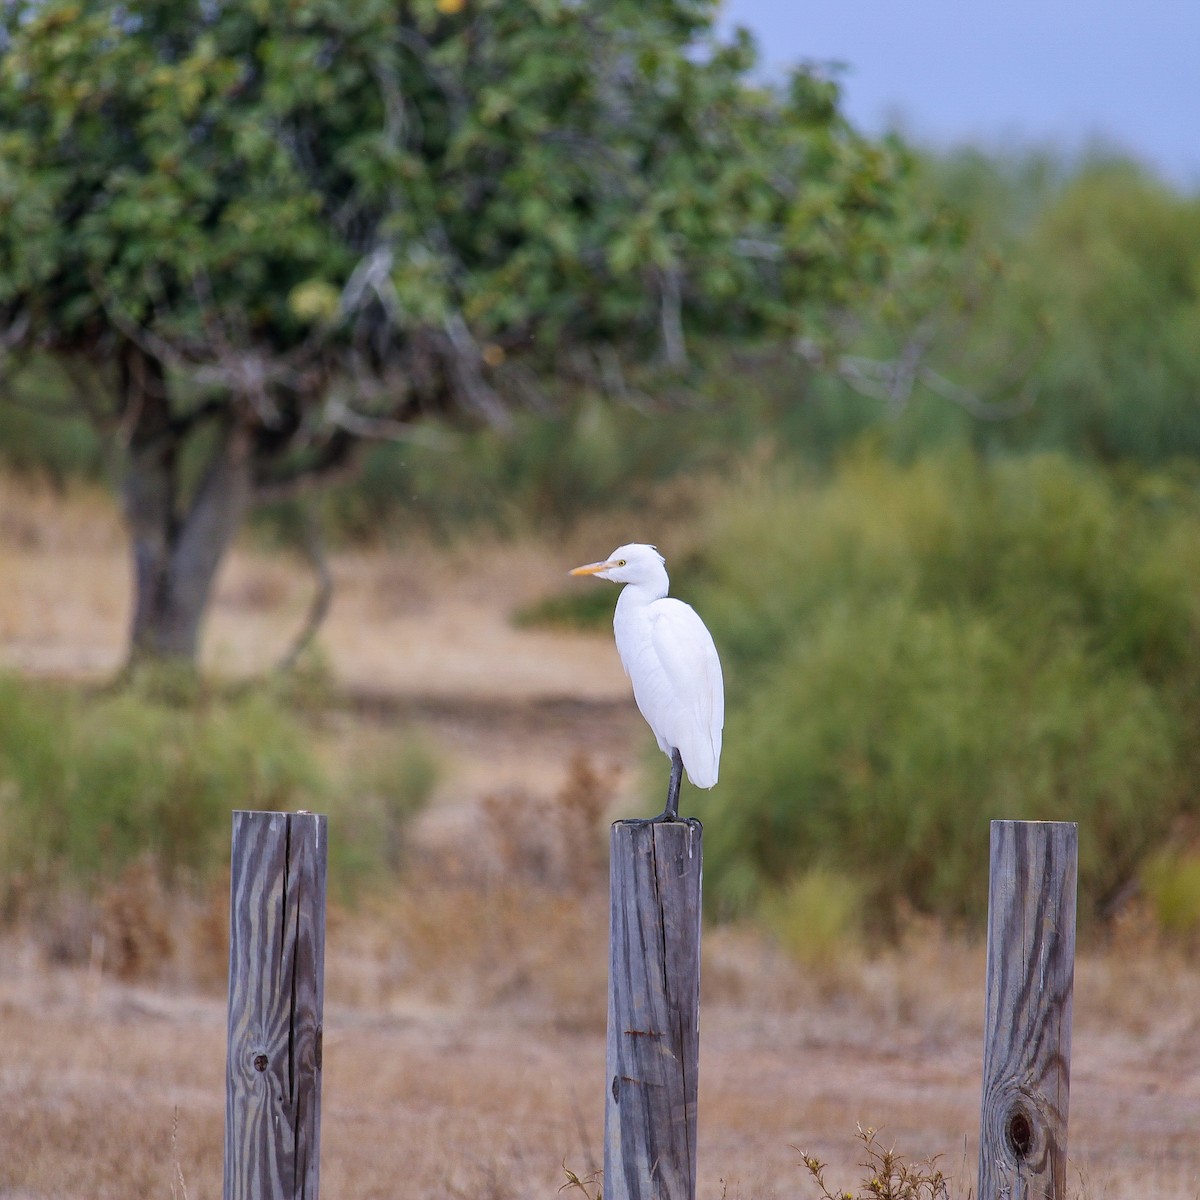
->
xmin=648 ymin=599 xmax=724 ymax=788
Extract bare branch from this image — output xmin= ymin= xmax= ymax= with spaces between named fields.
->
xmin=275 ymin=504 xmax=334 ymax=675
xmin=0 ymin=309 xmax=30 ymax=353
xmin=918 ymin=366 xmax=1036 ymax=421
xmin=594 ymin=344 xmax=653 ymax=412
xmin=659 ymin=267 xmax=688 ymax=370
xmin=323 ymin=396 xmax=456 ymax=448
xmin=795 ymin=334 xmax=1037 ymax=420
xmin=733 ymin=237 xmax=784 ymax=261
xmin=252 ymin=439 xmax=362 ymax=505
xmin=90 ymin=273 xmax=199 ymax=375
xmin=90 ymin=267 xmax=328 ymax=430
xmin=442 ymin=311 xmax=511 ymax=430
xmin=341 ymin=244 xmax=400 ymax=321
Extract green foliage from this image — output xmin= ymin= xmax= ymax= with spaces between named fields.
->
xmin=330 ymin=735 xmax=441 ymax=896
xmin=291 ymin=155 xmax=1200 ymax=545
xmin=0 ymin=676 xmax=436 ymax=895
xmin=323 ymin=380 xmax=756 ymax=540
xmin=1142 ymin=853 xmax=1200 ymax=941
xmin=0 ymin=0 xmax=912 ymax=376
xmin=1010 ymin=164 xmax=1200 ymax=460
xmin=693 ymin=450 xmax=1200 ymax=926
xmin=759 ymin=867 xmax=864 ymax=970
xmin=514 ymin=581 xmax=616 ymax=632
xmin=728 ymin=152 xmax=1200 ymax=477
xmin=882 ymin=157 xmax=1200 ymax=465
xmin=0 ymin=0 xmax=926 ymax=667
xmin=0 ymin=359 xmax=105 ymax=478
xmin=0 ymin=676 xmax=323 ymax=885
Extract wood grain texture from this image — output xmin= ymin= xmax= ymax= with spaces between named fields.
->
xmin=224 ymin=811 xmax=327 ymax=1200
xmin=605 ymin=819 xmax=703 ymax=1200
xmin=978 ymin=820 xmax=1077 ymax=1200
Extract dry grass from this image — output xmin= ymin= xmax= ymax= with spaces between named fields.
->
xmin=3 ymin=475 xmax=1200 ymax=1197
xmin=0 ymin=474 xmax=128 ymax=674
xmin=4 ymin=920 xmax=1200 ymax=1199
xmin=5 ymin=761 xmax=1200 ymax=1199
xmin=0 ymin=475 xmax=628 ymax=702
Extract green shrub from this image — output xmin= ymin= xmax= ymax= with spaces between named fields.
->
xmin=514 ymin=583 xmax=616 ymax=631
xmin=1143 ymin=853 xmax=1200 ymax=940
xmin=0 ymin=674 xmax=441 ymax=906
xmin=329 ymin=735 xmax=441 ymax=896
xmin=759 ymin=867 xmax=864 ymax=969
xmin=691 ymin=449 xmax=1199 ymax=926
xmin=1011 ymin=164 xmax=1200 ymax=462
xmin=0 ymin=358 xmax=106 ymax=480
xmin=0 ymin=678 xmax=325 ymax=887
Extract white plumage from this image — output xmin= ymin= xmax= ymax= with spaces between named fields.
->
xmin=570 ymin=543 xmax=724 ymax=820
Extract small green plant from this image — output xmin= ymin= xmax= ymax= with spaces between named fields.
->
xmin=0 ymin=676 xmax=326 ymax=888
xmin=1142 ymin=852 xmax=1200 ymax=941
xmin=514 ymin=584 xmax=616 ymax=632
xmin=560 ymin=1165 xmax=602 ymax=1199
xmin=330 ymin=736 xmax=440 ymax=894
xmin=0 ymin=673 xmax=441 ymax=917
xmin=759 ymin=868 xmax=864 ymax=970
xmin=798 ymin=1126 xmax=953 ymax=1200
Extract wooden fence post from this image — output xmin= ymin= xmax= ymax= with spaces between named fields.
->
xmin=605 ymin=819 xmax=703 ymax=1200
xmin=224 ymin=810 xmax=328 ymax=1200
xmin=978 ymin=819 xmax=1077 ymax=1200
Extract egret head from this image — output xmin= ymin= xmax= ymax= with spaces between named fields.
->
xmin=569 ymin=542 xmax=666 ymax=585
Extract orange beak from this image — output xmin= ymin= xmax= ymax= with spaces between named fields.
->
xmin=569 ymin=559 xmax=613 ymax=577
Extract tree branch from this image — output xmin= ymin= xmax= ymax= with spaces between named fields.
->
xmin=918 ymin=367 xmax=1036 ymax=421
xmin=275 ymin=503 xmax=334 ymax=675
xmin=659 ymin=267 xmax=688 ymax=370
xmin=323 ymin=396 xmax=456 ymax=448
xmin=794 ymin=334 xmax=1036 ymax=420
xmin=441 ymin=312 xmax=512 ymax=430
xmin=252 ymin=430 xmax=364 ymax=505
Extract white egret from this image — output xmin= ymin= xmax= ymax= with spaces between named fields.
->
xmin=570 ymin=543 xmax=723 ymax=822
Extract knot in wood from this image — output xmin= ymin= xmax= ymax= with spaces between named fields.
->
xmin=1006 ymin=1107 xmax=1034 ymax=1159
xmin=253 ymin=1053 xmax=269 ymax=1073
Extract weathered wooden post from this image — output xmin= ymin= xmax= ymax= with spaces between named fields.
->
xmin=978 ymin=820 xmax=1077 ymax=1200
xmin=224 ymin=810 xmax=327 ymax=1200
xmin=605 ymin=819 xmax=703 ymax=1200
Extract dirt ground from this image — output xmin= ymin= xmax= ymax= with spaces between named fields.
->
xmin=3 ymin=479 xmax=1200 ymax=1198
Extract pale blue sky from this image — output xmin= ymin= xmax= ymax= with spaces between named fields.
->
xmin=717 ymin=1 xmax=1200 ymax=190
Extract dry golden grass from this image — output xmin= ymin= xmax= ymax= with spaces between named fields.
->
xmin=4 ymin=916 xmax=1200 ymax=1199
xmin=0 ymin=473 xmax=628 ymax=703
xmin=0 ymin=474 xmax=128 ymax=675
xmin=3 ymin=474 xmax=1200 ymax=1197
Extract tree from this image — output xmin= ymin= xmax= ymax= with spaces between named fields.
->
xmin=0 ymin=0 xmax=911 ymax=668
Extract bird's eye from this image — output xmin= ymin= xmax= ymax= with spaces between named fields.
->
xmin=617 ymin=559 xmax=627 ymax=566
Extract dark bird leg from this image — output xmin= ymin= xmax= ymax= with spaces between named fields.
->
xmin=640 ymin=748 xmax=684 ymax=824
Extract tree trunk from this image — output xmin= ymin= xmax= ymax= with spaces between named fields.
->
xmin=120 ymin=349 xmax=255 ymax=667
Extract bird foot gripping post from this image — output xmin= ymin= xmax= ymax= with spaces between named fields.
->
xmin=605 ymin=818 xmax=703 ymax=1200
xmin=626 ymin=749 xmax=685 ymax=825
